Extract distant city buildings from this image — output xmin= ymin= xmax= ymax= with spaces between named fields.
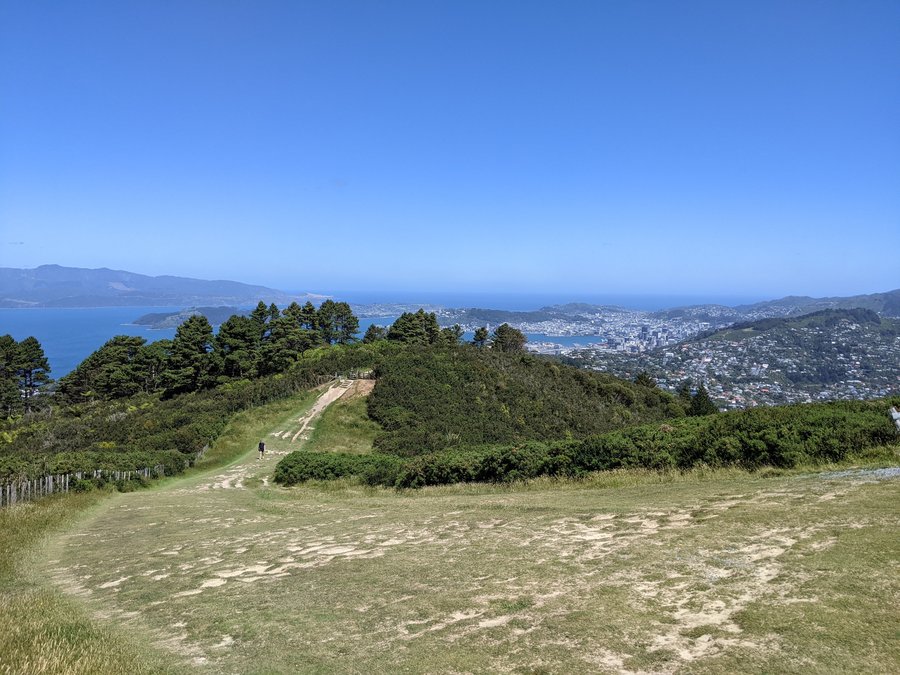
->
xmin=359 ymin=300 xmax=900 ymax=410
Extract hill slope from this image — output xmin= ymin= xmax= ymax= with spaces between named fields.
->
xmin=570 ymin=308 xmax=900 ymax=407
xmin=367 ymin=347 xmax=682 ymax=456
xmin=733 ymin=288 xmax=900 ymax=318
xmin=16 ymin=390 xmax=898 ymax=674
xmin=0 ymin=264 xmax=320 ymax=307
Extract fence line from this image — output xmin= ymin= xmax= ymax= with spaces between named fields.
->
xmin=0 ymin=443 xmax=211 ymax=509
xmin=0 ymin=465 xmax=166 ymax=508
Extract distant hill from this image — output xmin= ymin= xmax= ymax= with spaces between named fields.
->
xmin=649 ymin=290 xmax=900 ymax=322
xmin=707 ymin=308 xmax=886 ymax=341
xmin=0 ymin=265 xmax=323 ymax=308
xmin=571 ymin=307 xmax=900 ymax=408
xmin=732 ymin=289 xmax=900 ymax=318
xmin=686 ymin=308 xmax=900 ymax=393
xmin=132 ymin=306 xmax=247 ymax=329
xmin=445 ymin=291 xmax=900 ymax=329
xmin=367 ymin=346 xmax=682 ymax=456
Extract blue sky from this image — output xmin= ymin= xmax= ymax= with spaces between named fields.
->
xmin=1 ymin=1 xmax=898 ymax=300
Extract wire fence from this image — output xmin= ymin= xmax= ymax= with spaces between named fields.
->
xmin=0 ymin=444 xmax=209 ymax=508
xmin=0 ymin=466 xmax=164 ymax=507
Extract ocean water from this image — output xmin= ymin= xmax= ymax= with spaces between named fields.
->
xmin=0 ymin=306 xmax=184 ymax=378
xmin=0 ymin=307 xmax=401 ymax=378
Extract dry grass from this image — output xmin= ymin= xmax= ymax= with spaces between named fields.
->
xmin=0 ymin=494 xmax=182 ymax=674
xmin=9 ymin=389 xmax=900 ymax=673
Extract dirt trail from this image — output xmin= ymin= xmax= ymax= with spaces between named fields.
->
xmin=189 ymin=379 xmax=354 ymax=493
xmin=288 ymin=379 xmax=352 ymax=442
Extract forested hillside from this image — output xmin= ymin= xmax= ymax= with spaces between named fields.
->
xmin=0 ymin=344 xmax=393 ymax=483
xmin=57 ymin=299 xmax=359 ymax=402
xmin=367 ymin=347 xmax=683 ymax=456
xmin=707 ymin=307 xmax=890 ymax=339
xmin=5 ymin=299 xmax=898 ymax=495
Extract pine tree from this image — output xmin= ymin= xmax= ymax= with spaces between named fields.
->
xmin=215 ymin=315 xmax=260 ymax=379
xmin=16 ymin=336 xmax=51 ymax=409
xmin=0 ymin=334 xmax=22 ymax=416
xmin=490 ymin=324 xmax=527 ymax=353
xmin=387 ymin=309 xmax=440 ymax=345
xmin=635 ymin=371 xmax=656 ymax=388
xmin=136 ymin=339 xmax=171 ymax=394
xmin=299 ymin=301 xmax=318 ymax=331
xmin=162 ymin=315 xmax=216 ymax=396
xmin=676 ymin=381 xmax=693 ymax=408
xmin=362 ymin=324 xmax=387 ymax=343
xmin=58 ymin=335 xmax=147 ymax=404
xmin=334 ymin=302 xmax=360 ymax=345
xmin=689 ymin=384 xmax=718 ymax=416
xmin=249 ymin=301 xmax=269 ymax=329
xmin=282 ymin=301 xmax=304 ymax=324
xmin=439 ymin=324 xmax=464 ymax=345
xmin=317 ymin=300 xmax=339 ymax=345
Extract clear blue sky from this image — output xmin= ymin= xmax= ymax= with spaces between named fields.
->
xmin=1 ymin=1 xmax=898 ymax=299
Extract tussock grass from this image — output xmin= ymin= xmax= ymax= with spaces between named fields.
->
xmin=0 ymin=494 xmax=180 ymax=674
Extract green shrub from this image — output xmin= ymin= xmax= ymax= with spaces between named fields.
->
xmin=367 ymin=346 xmax=682 ymax=456
xmin=276 ymin=397 xmax=899 ymax=490
xmin=273 ymin=451 xmax=402 ymax=486
xmin=0 ymin=342 xmax=394 ymax=484
xmin=71 ymin=479 xmax=94 ymax=493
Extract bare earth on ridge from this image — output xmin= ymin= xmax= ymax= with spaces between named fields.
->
xmin=37 ymin=386 xmax=900 ymax=673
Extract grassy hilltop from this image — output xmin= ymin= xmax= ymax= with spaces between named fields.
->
xmin=4 ymin=387 xmax=897 ymax=673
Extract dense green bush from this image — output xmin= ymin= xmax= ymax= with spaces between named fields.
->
xmin=275 ymin=397 xmax=900 ymax=489
xmin=367 ymin=346 xmax=683 ymax=456
xmin=273 ymin=451 xmax=403 ymax=485
xmin=392 ymin=442 xmax=578 ymax=488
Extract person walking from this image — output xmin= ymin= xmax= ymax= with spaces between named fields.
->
xmin=258 ymin=440 xmax=266 ymax=460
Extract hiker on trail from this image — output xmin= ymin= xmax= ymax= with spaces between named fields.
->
xmin=258 ymin=441 xmax=266 ymax=460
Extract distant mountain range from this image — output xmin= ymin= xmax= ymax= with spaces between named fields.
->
xmin=650 ymin=289 xmax=900 ymax=320
xmin=733 ymin=291 xmax=900 ymax=317
xmin=2 ymin=265 xmax=897 ymax=320
xmin=434 ymin=289 xmax=900 ymax=327
xmin=0 ymin=265 xmax=323 ymax=308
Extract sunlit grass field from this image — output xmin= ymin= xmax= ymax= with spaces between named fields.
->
xmin=3 ymin=388 xmax=898 ymax=673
